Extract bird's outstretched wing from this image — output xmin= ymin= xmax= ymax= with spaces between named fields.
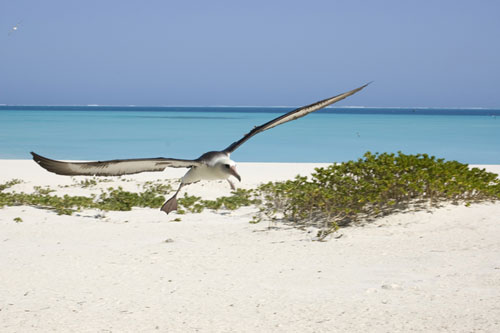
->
xmin=31 ymin=152 xmax=202 ymax=176
xmin=223 ymin=83 xmax=370 ymax=154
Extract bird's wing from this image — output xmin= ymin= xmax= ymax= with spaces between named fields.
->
xmin=31 ymin=152 xmax=202 ymax=176
xmin=223 ymin=83 xmax=370 ymax=154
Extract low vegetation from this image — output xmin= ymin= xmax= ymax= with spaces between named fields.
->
xmin=0 ymin=177 xmax=257 ymax=216
xmin=177 ymin=189 xmax=260 ymax=214
xmin=1 ymin=152 xmax=499 ymax=239
xmin=255 ymin=152 xmax=500 ymax=238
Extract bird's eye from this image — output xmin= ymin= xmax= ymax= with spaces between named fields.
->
xmin=224 ymin=164 xmax=230 ymax=168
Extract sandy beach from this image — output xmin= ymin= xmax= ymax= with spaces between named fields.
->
xmin=1 ymin=160 xmax=500 ymax=332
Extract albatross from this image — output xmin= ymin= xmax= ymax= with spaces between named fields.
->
xmin=31 ymin=83 xmax=370 ymax=214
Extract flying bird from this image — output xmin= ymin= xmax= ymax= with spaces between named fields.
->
xmin=31 ymin=83 xmax=370 ymax=214
xmin=8 ymin=21 xmax=22 ymax=36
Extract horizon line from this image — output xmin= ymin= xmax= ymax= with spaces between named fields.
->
xmin=0 ymin=104 xmax=498 ymax=110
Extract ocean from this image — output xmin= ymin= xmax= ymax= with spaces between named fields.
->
xmin=1 ymin=106 xmax=499 ymax=164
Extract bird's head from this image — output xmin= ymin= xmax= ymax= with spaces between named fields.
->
xmin=216 ymin=156 xmax=241 ymax=182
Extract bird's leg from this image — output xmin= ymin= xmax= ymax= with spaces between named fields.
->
xmin=227 ymin=179 xmax=236 ymax=191
xmin=160 ymin=183 xmax=185 ymax=214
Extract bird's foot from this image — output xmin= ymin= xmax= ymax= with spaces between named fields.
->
xmin=160 ymin=195 xmax=178 ymax=214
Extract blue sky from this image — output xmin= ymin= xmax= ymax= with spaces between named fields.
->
xmin=1 ymin=0 xmax=499 ymax=107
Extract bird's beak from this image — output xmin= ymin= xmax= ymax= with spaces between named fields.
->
xmin=230 ymin=166 xmax=241 ymax=182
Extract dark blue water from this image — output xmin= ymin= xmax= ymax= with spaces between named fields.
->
xmin=1 ymin=106 xmax=499 ymax=163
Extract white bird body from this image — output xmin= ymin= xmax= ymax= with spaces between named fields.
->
xmin=181 ymin=153 xmax=237 ymax=184
xmin=31 ymin=83 xmax=370 ymax=214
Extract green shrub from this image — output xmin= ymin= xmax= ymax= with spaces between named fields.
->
xmin=0 ymin=179 xmax=22 ymax=191
xmin=0 ymin=182 xmax=166 ymax=215
xmin=178 ymin=188 xmax=260 ymax=213
xmin=256 ymin=152 xmax=500 ymax=237
xmin=0 ymin=179 xmax=257 ymax=215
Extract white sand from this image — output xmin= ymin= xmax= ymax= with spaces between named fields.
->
xmin=1 ymin=160 xmax=500 ymax=332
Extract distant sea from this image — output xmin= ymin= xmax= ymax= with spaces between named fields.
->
xmin=1 ymin=106 xmax=499 ymax=164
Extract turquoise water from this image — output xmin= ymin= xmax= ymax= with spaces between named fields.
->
xmin=1 ymin=106 xmax=499 ymax=163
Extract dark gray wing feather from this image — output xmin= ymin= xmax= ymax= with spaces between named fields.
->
xmin=223 ymin=83 xmax=370 ymax=154
xmin=31 ymin=152 xmax=202 ymax=176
